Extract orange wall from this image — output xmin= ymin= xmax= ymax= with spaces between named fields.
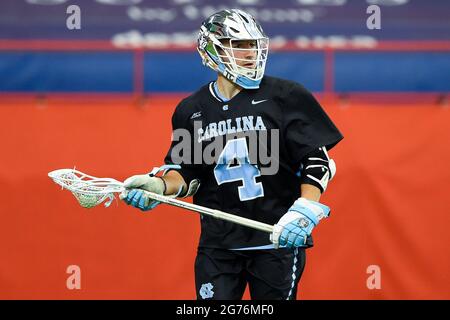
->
xmin=0 ymin=96 xmax=449 ymax=299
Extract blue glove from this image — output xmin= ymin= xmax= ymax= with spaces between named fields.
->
xmin=123 ymin=189 xmax=160 ymax=211
xmin=271 ymin=198 xmax=330 ymax=248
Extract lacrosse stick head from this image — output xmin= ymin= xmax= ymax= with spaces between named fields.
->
xmin=48 ymin=169 xmax=124 ymax=208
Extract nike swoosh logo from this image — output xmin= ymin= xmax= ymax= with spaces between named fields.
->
xmin=251 ymin=99 xmax=268 ymax=105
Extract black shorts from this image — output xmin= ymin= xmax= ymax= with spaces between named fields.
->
xmin=194 ymin=247 xmax=306 ymax=300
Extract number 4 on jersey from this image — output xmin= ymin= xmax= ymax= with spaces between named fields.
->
xmin=214 ymin=138 xmax=264 ymax=201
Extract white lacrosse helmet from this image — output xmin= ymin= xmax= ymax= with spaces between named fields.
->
xmin=197 ymin=9 xmax=269 ymax=89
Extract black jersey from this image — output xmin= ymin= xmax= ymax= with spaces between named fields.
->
xmin=164 ymin=76 xmax=343 ymax=249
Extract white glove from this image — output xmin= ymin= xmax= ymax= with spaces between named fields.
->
xmin=123 ymin=174 xmax=165 ymax=193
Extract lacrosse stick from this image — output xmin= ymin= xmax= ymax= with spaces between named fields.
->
xmin=48 ymin=168 xmax=274 ymax=234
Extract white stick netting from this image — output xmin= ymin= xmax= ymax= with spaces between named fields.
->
xmin=48 ymin=169 xmax=125 ymax=208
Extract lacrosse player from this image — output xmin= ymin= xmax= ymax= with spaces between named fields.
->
xmin=122 ymin=9 xmax=343 ymax=300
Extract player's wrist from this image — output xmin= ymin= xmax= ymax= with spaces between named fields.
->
xmin=294 ymin=198 xmax=330 ymax=222
xmin=155 ymin=176 xmax=167 ymax=195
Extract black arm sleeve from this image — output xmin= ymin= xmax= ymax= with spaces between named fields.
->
xmin=164 ymin=101 xmax=202 ymax=186
xmin=282 ymin=83 xmax=343 ymax=168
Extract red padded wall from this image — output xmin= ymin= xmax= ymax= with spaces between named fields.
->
xmin=0 ymin=96 xmax=449 ymax=299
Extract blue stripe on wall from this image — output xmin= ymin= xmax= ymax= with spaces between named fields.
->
xmin=335 ymin=52 xmax=450 ymax=92
xmin=144 ymin=52 xmax=324 ymax=92
xmin=0 ymin=51 xmax=448 ymax=93
xmin=144 ymin=52 xmax=216 ymax=92
xmin=0 ymin=52 xmax=134 ymax=92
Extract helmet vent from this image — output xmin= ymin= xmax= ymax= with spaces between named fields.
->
xmin=239 ymin=13 xmax=249 ymax=23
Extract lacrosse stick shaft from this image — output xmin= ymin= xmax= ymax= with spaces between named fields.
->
xmin=143 ymin=191 xmax=274 ymax=234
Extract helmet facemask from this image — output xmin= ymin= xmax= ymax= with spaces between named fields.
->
xmin=215 ymin=38 xmax=269 ymax=84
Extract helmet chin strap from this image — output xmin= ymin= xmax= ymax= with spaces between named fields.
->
xmin=235 ymin=74 xmax=262 ymax=89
